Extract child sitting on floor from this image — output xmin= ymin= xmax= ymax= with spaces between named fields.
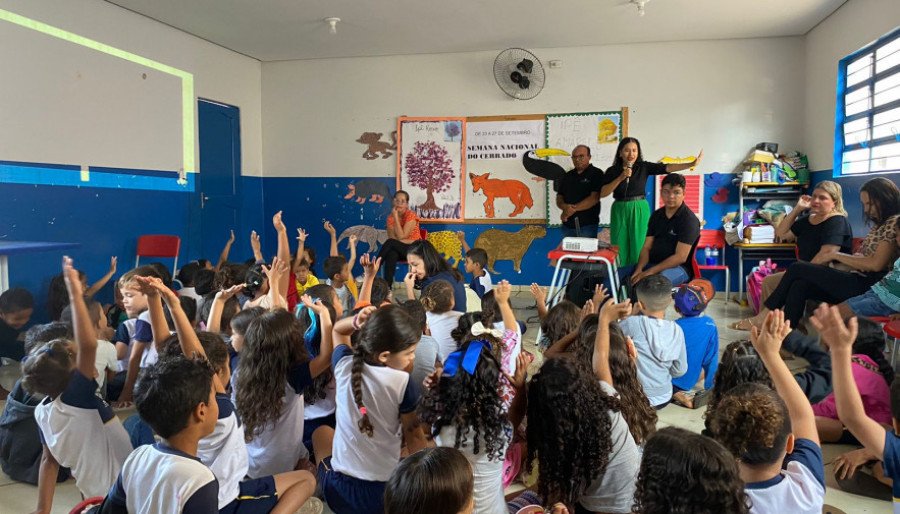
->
xmin=671 ymin=279 xmax=719 ymax=409
xmin=0 ymin=287 xmax=34 ymax=362
xmin=457 ymin=231 xmax=493 ymax=298
xmin=618 ymin=274 xmax=687 ymax=409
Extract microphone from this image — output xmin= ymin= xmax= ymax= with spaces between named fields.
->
xmin=624 ymin=161 xmax=633 ymax=192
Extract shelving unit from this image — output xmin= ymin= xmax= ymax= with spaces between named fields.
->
xmin=735 ymin=181 xmax=809 ymax=300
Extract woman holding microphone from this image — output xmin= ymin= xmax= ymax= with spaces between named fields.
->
xmin=601 ymin=137 xmax=703 ymax=267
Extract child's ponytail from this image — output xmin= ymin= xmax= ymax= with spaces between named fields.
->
xmin=351 ymin=352 xmax=374 ymax=437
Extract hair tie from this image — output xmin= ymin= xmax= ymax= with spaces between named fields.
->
xmin=359 ymin=406 xmax=367 ymax=416
xmin=470 ymin=321 xmax=503 ymax=339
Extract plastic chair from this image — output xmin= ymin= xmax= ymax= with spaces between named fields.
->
xmin=135 ymin=235 xmax=181 ymax=273
xmin=69 ymin=497 xmax=104 ymax=514
xmin=884 ymin=320 xmax=900 ymax=368
xmin=691 ymin=229 xmax=730 ymax=302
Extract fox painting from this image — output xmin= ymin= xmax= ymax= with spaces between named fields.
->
xmin=470 ymin=172 xmax=534 ymax=218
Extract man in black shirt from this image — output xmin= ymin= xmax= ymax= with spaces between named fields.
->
xmin=619 ymin=173 xmax=700 ymax=293
xmin=554 ymin=145 xmax=606 ymax=238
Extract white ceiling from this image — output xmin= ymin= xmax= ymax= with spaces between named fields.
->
xmin=104 ymin=0 xmax=847 ymax=62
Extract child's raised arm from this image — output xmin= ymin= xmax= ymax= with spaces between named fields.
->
xmin=206 ymin=284 xmax=243 ymax=333
xmin=594 ymin=299 xmax=631 ymax=385
xmin=250 ymin=230 xmax=263 ymax=263
xmin=529 ymin=283 xmax=548 ymax=320
xmin=348 ymin=235 xmax=358 ymax=277
xmin=273 ymin=211 xmax=291 ymax=295
xmin=294 ymin=228 xmax=308 ymax=271
xmin=356 ymin=254 xmax=381 ymax=307
xmin=302 ymin=295 xmax=335 ymax=379
xmin=810 ymin=304 xmax=886 ymax=456
xmin=324 ymin=221 xmax=338 ymax=257
xmin=262 ymin=256 xmax=289 ymax=311
xmin=215 ymin=230 xmax=235 ymax=272
xmin=332 ymin=306 xmax=376 ymax=349
xmin=133 ymin=278 xmax=169 ymax=353
xmin=493 ymin=280 xmax=517 ymax=332
xmin=62 ymin=257 xmax=97 ymax=384
xmin=455 ymin=231 xmax=471 ymax=253
xmin=752 ymin=310 xmax=819 ymax=445
xmin=84 ymin=256 xmax=117 ymax=298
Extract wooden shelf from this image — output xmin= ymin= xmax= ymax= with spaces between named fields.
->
xmin=741 ymin=181 xmax=808 ymax=187
xmin=733 ymin=243 xmax=796 ymax=249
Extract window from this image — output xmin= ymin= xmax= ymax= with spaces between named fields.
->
xmin=835 ymin=26 xmax=900 ymax=176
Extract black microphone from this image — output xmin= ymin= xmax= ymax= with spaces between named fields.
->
xmin=624 ymin=162 xmax=633 ymax=192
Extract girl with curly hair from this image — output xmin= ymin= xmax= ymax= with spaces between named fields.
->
xmin=525 ymin=355 xmax=640 ymax=513
xmin=569 ymin=314 xmax=658 ymax=446
xmin=296 ymin=283 xmax=343 ymax=457
xmin=317 ymin=304 xmax=428 ymax=514
xmin=419 ymin=338 xmax=509 ymax=514
xmin=702 ymin=339 xmax=772 ymax=436
xmin=234 ymin=295 xmax=334 ymax=479
xmin=633 ymin=427 xmax=749 ymax=514
xmin=537 ymin=300 xmax=580 ymax=352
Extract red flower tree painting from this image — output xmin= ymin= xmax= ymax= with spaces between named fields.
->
xmin=404 ymin=140 xmax=454 ymax=212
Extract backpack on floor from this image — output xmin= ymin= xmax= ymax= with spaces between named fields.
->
xmin=747 ymin=259 xmax=776 ymax=314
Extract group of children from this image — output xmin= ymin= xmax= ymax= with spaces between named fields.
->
xmin=1 ymin=207 xmax=899 ymax=514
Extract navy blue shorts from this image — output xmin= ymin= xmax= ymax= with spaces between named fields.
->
xmin=303 ymin=413 xmax=337 ymax=456
xmin=318 ymin=456 xmax=385 ymax=514
xmin=220 ymin=476 xmax=278 ymax=514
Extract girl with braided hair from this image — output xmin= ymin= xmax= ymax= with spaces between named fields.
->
xmin=317 ymin=304 xmax=427 ymax=514
xmin=419 ymin=338 xmax=509 ymax=514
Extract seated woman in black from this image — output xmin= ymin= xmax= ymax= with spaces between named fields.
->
xmin=766 ymin=178 xmax=900 ymax=328
xmin=403 ymin=240 xmax=466 ymax=314
xmin=733 ymin=180 xmax=853 ymax=330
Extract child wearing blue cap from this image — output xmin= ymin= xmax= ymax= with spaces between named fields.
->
xmin=672 ymin=279 xmax=719 ymax=409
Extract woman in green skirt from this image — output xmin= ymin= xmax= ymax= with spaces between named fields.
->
xmin=601 ymin=137 xmax=703 ymax=266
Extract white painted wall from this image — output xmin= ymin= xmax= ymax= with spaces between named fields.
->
xmin=803 ymin=0 xmax=900 ymax=171
xmin=262 ymin=37 xmax=805 ymax=178
xmin=0 ymin=0 xmax=263 ymax=176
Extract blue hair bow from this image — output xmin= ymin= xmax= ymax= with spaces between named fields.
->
xmin=443 ymin=340 xmax=491 ymax=377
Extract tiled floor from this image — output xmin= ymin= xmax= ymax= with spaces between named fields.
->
xmin=0 ymin=292 xmax=889 ymax=513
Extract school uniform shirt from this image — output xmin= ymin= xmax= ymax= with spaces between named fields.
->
xmin=304 ymin=377 xmax=337 ymax=420
xmin=104 ymin=443 xmax=219 ymax=514
xmin=197 ymin=393 xmax=249 ymax=509
xmin=421 ymin=271 xmax=467 ymax=314
xmin=327 ymin=281 xmax=355 ymax=318
xmin=426 ymin=310 xmax=464 ymax=363
xmin=604 ymin=161 xmax=669 ymax=200
xmin=554 ymin=164 xmax=607 ymax=229
xmin=619 ymin=315 xmax=687 ymax=407
xmin=331 ymin=345 xmax=419 ymax=482
xmin=470 ymin=272 xmax=493 ymax=298
xmin=791 ymin=213 xmax=853 ymax=262
xmin=178 ymin=286 xmax=203 ymax=306
xmin=411 ymin=334 xmax=440 ymax=392
xmin=113 ymin=318 xmax=138 ymax=373
xmin=34 ymin=369 xmax=132 ymax=499
xmin=578 ymin=381 xmax=640 ymax=513
xmin=646 ymin=203 xmax=701 ymax=279
xmin=241 ymin=361 xmax=313 ymax=479
xmin=744 ymin=438 xmax=825 ymax=514
xmin=94 ymin=340 xmax=120 ymax=391
xmin=672 ymin=315 xmax=718 ymax=391
xmin=881 ymin=431 xmax=900 ymax=513
xmin=436 ymin=424 xmax=510 ymax=514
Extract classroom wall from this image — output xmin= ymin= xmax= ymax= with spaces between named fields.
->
xmin=803 ymin=0 xmax=900 ymax=172
xmin=0 ymin=0 xmax=264 ymax=320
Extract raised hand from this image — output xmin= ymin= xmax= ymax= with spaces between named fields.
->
xmin=494 ymin=280 xmax=511 ymax=304
xmin=108 ymin=256 xmax=118 ymax=274
xmin=250 ymin=230 xmax=262 ymax=256
xmin=301 ymin=294 xmax=329 ymax=316
xmin=272 ymin=210 xmax=286 ymax=233
xmin=591 ymin=283 xmax=609 ymax=308
xmin=456 ymin=231 xmax=465 ymax=243
xmin=62 ymin=256 xmax=84 ymax=299
xmin=216 ymin=284 xmax=245 ymax=302
xmin=323 ymin=221 xmax=336 ymax=236
xmin=349 ymin=234 xmax=359 ymax=248
xmin=600 ymin=299 xmax=632 ymax=324
xmin=529 ymin=283 xmax=546 ymax=305
xmin=296 ymin=228 xmax=308 ymax=242
xmin=262 ymin=256 xmax=288 ymax=284
xmin=808 ymin=303 xmax=857 ymax=354
xmin=750 ymin=309 xmax=792 ymax=357
xmin=580 ymin=299 xmax=595 ymax=319
xmin=227 ymin=229 xmax=235 ymax=245
xmin=360 ymin=254 xmax=382 ymax=278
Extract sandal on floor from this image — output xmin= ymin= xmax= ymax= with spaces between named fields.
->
xmin=729 ymin=318 xmax=754 ymax=331
xmin=672 ymin=389 xmax=710 ymax=410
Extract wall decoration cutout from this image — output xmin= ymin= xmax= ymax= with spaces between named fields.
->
xmin=473 ymin=225 xmax=546 ymax=273
xmin=356 ymin=131 xmax=397 ymax=160
xmin=705 ymin=173 xmax=734 ymax=204
xmin=397 ymin=117 xmax=466 ymax=222
xmin=545 ymin=110 xmax=627 ymax=226
xmin=426 ymin=230 xmax=464 ymax=267
xmin=344 ymin=179 xmax=391 ymax=204
xmin=337 ymin=225 xmax=388 ymax=253
xmin=465 ymin=116 xmax=547 ymax=223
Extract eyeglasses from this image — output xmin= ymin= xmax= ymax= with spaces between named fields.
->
xmin=660 ymin=188 xmax=684 ymax=197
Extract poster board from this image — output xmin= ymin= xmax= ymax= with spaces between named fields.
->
xmin=465 ymin=115 xmax=546 ymax=223
xmin=544 ymin=109 xmax=628 ymax=227
xmin=397 ymin=117 xmax=466 ymax=222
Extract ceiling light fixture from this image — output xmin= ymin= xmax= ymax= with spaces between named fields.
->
xmin=631 ymin=0 xmax=650 ymax=17
xmin=324 ymin=17 xmax=340 ymax=35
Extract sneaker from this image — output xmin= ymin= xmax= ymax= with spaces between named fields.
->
xmin=296 ymin=497 xmax=324 ymax=514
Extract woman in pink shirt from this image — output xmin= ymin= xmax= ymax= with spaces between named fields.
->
xmin=377 ymin=190 xmax=423 ymax=287
xmin=813 ymin=317 xmax=893 ymax=443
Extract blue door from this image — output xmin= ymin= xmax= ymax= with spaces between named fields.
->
xmin=198 ymin=99 xmax=241 ymax=262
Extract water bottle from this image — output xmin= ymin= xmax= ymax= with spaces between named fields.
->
xmin=704 ymin=246 xmax=712 ymax=265
xmin=712 ymin=246 xmax=720 ymax=265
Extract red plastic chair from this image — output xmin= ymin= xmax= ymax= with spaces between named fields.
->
xmin=70 ymin=497 xmax=104 ymax=514
xmin=135 ymin=235 xmax=181 ymax=273
xmin=884 ymin=320 xmax=900 ymax=368
xmin=691 ymin=229 xmax=730 ymax=302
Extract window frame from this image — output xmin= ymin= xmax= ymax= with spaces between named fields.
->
xmin=834 ymin=26 xmax=900 ymax=177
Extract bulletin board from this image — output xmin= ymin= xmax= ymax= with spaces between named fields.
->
xmin=545 ymin=109 xmax=628 ymax=227
xmin=465 ymin=114 xmax=547 ymax=224
xmin=397 ymin=116 xmax=466 ymax=222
